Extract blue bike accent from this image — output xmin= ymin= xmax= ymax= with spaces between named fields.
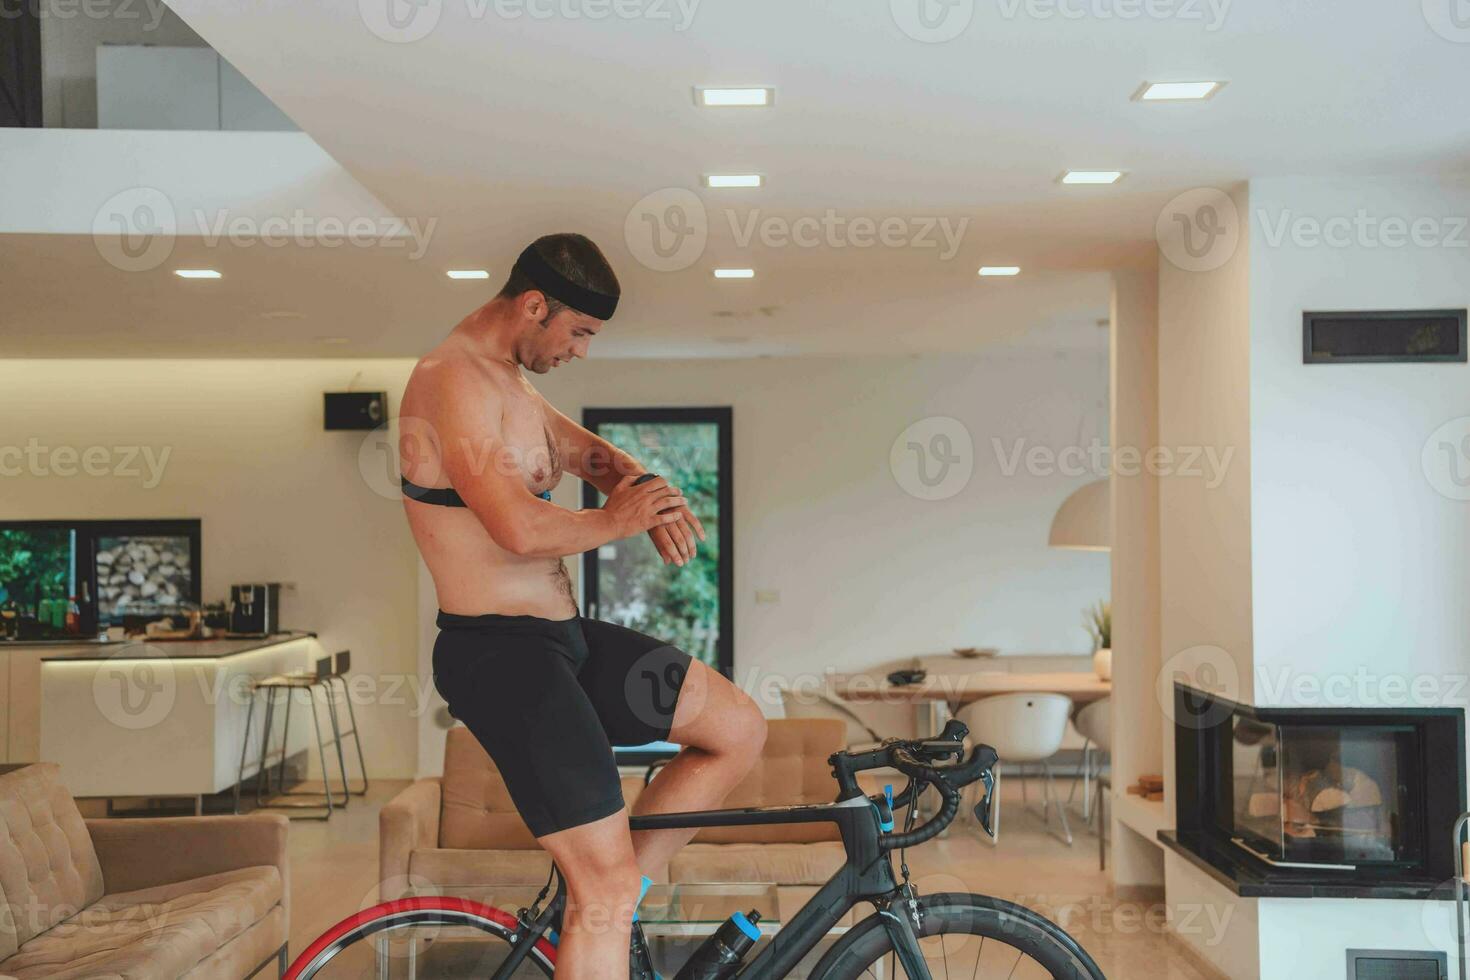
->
xmin=873 ymin=785 xmax=895 ymax=832
xmin=731 ymin=911 xmax=762 ymax=942
xmin=631 ymin=874 xmax=655 ymax=922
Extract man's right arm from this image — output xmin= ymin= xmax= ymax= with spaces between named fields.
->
xmin=434 ymin=369 xmax=679 ymax=558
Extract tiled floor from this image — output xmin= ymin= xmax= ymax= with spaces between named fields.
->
xmin=283 ymin=778 xmax=1220 ymax=978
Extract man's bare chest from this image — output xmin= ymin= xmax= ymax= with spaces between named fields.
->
xmin=499 ymin=391 xmax=561 ymax=494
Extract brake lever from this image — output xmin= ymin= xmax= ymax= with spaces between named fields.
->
xmin=974 ymin=769 xmax=997 ymax=838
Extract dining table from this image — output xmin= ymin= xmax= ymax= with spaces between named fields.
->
xmin=828 ymin=668 xmax=1112 ymax=827
xmin=827 ymin=669 xmax=1111 ymax=749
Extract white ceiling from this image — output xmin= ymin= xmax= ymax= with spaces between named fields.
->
xmin=7 ymin=1 xmax=1470 ymax=358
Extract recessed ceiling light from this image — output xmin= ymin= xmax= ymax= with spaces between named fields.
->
xmin=713 ymin=268 xmax=755 ymax=279
xmin=446 ymin=269 xmax=490 ymax=279
xmin=1134 ymin=80 xmax=1224 ymax=102
xmin=1059 ymin=171 xmax=1125 ymax=185
xmin=174 ymin=269 xmax=221 ymax=279
xmin=695 ymin=87 xmax=774 ymax=108
xmin=978 ymin=266 xmax=1021 ymax=277
xmin=704 ymin=174 xmax=764 ymax=188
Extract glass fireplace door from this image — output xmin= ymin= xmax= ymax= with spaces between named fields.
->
xmin=1229 ymin=719 xmax=1420 ymax=868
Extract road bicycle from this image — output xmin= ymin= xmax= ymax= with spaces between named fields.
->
xmin=286 ymin=719 xmax=1106 ymax=979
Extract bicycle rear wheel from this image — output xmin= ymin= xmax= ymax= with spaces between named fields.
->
xmin=285 ymin=897 xmax=555 ymax=979
xmin=812 ymin=892 xmax=1105 ymax=980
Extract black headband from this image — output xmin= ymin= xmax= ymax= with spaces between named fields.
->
xmin=513 ymin=245 xmax=619 ymax=321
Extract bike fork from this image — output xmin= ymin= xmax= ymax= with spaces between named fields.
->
xmin=629 ymin=920 xmax=658 ymax=979
xmin=879 ymin=896 xmax=934 ymax=980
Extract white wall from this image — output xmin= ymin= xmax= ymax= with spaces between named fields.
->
xmin=1248 ymin=176 xmax=1470 ymax=713
xmin=3 ymin=352 xmax=1108 ymax=779
xmin=534 ymin=353 xmax=1112 ymax=685
xmin=1157 ymin=184 xmax=1256 ymax=708
xmin=1155 ymin=176 xmax=1470 ymax=978
xmin=1 ymin=360 xmax=425 ymax=779
xmin=1109 ymin=266 xmax=1166 ymax=888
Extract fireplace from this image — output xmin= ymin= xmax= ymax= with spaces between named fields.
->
xmin=1165 ymin=684 xmax=1466 ymax=897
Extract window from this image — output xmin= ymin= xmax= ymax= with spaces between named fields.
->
xmin=0 ymin=519 xmax=201 ymax=637
xmin=581 ymin=408 xmax=733 ymax=680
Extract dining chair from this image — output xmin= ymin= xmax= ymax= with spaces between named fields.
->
xmin=956 ymin=692 xmax=1075 ymax=845
xmin=1067 ymin=696 xmax=1111 ymax=820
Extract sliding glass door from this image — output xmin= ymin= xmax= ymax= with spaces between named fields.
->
xmin=581 ymin=408 xmax=732 ymax=679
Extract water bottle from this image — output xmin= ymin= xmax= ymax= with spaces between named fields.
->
xmin=672 ymin=909 xmax=762 ymax=979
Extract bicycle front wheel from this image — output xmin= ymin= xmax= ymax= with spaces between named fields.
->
xmin=285 ymin=897 xmax=556 ymax=979
xmin=812 ymin=892 xmax=1105 ymax=980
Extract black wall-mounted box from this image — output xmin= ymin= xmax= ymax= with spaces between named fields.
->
xmin=324 ymin=392 xmax=387 ymax=430
xmin=1303 ymin=309 xmax=1467 ymax=364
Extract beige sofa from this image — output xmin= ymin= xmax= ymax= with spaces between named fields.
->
xmin=0 ymin=764 xmax=290 ymax=979
xmin=382 ymin=719 xmax=869 ymax=913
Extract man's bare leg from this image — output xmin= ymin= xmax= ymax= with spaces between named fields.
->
xmin=536 ymin=808 xmax=643 ymax=979
xmin=629 ymin=659 xmax=768 ymax=877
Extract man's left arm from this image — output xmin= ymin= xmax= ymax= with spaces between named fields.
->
xmin=543 ymin=400 xmax=706 ymax=566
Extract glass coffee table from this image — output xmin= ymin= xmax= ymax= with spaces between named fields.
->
xmin=364 ymin=882 xmax=853 ymax=979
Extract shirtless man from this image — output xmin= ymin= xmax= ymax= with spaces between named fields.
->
xmin=398 ymin=233 xmax=767 ymax=977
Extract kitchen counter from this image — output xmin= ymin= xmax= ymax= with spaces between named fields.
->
xmin=32 ymin=631 xmax=313 ymax=661
xmin=38 ymin=632 xmax=325 ymax=799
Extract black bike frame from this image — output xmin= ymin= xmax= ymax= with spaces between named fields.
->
xmin=491 ymin=793 xmax=929 ymax=979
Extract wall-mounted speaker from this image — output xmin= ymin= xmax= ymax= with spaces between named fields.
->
xmin=1346 ymin=948 xmax=1447 ymax=979
xmin=324 ymin=392 xmax=387 ymax=430
xmin=1303 ymin=309 xmax=1467 ymax=364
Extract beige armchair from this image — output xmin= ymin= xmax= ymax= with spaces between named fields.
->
xmin=0 ymin=763 xmax=289 ymax=980
xmin=381 ymin=719 xmax=879 ymax=916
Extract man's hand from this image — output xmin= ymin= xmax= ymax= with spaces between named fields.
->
xmin=647 ymin=482 xmax=707 ymax=567
xmin=604 ymin=474 xmax=686 ymax=539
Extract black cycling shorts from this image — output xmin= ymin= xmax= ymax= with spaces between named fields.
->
xmin=431 ymin=611 xmax=693 ymax=838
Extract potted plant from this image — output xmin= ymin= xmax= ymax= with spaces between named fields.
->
xmin=1084 ymin=600 xmax=1111 ymax=680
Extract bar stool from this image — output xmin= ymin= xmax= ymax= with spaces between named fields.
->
xmin=234 ymin=655 xmax=349 ymax=820
xmin=326 ymin=649 xmax=369 ymax=796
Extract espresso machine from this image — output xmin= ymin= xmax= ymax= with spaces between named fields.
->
xmin=229 ymin=583 xmax=280 ymax=635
